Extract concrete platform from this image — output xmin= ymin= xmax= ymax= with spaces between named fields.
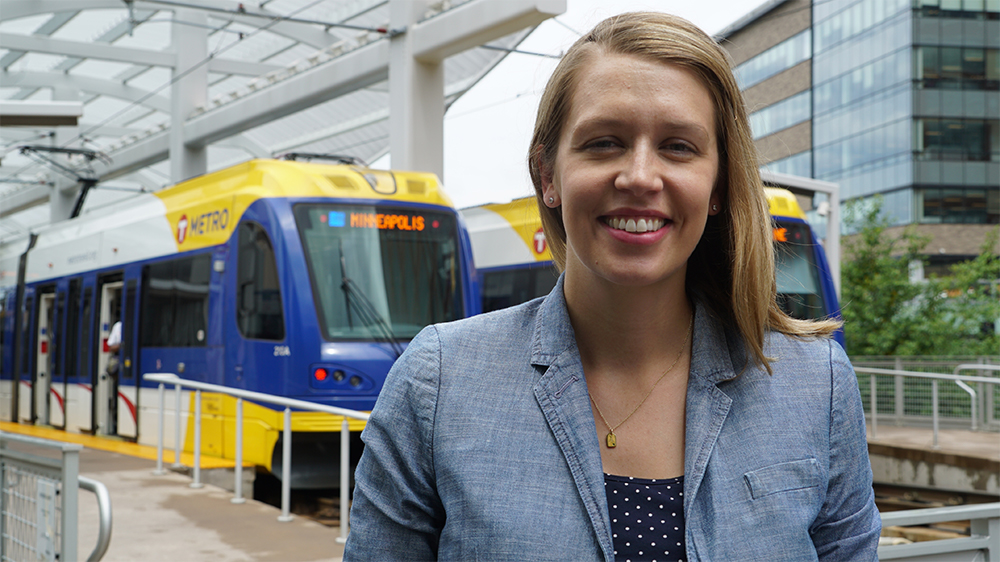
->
xmin=0 ymin=424 xmax=345 ymax=561
xmin=867 ymin=425 xmax=1000 ymax=496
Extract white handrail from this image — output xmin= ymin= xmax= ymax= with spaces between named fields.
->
xmin=79 ymin=476 xmax=112 ymax=562
xmin=953 ymin=364 xmax=1000 ymax=432
xmin=853 ymin=366 xmax=1000 ymax=448
xmin=143 ymin=372 xmax=369 ymax=543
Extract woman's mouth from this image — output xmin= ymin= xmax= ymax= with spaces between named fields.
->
xmin=604 ymin=216 xmax=667 ymax=233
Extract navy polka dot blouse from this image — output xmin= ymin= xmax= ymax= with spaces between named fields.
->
xmin=604 ymin=473 xmax=685 ymax=562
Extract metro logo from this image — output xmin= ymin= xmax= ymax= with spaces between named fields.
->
xmin=167 ymin=202 xmax=236 ymax=251
xmin=177 ymin=214 xmax=189 ymax=244
xmin=533 ymin=228 xmax=547 ymax=255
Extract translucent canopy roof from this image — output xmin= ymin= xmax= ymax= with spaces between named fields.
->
xmin=0 ymin=0 xmax=534 ymax=241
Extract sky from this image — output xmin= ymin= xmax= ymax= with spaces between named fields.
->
xmin=403 ymin=0 xmax=773 ymax=210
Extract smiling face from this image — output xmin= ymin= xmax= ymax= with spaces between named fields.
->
xmin=540 ymin=52 xmax=720 ymax=291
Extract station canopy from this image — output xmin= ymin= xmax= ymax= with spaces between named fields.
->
xmin=0 ymin=0 xmax=536 ymax=241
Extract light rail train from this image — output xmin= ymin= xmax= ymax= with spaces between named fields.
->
xmin=0 ymin=158 xmax=478 ymax=487
xmin=461 ymin=187 xmax=845 ymax=347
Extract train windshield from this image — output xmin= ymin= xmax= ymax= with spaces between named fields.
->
xmin=294 ymin=204 xmax=463 ymax=341
xmin=773 ymin=220 xmax=829 ymax=321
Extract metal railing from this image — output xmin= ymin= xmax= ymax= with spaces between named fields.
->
xmin=853 ymin=366 xmax=1000 ymax=448
xmin=143 ymin=372 xmax=370 ymax=544
xmin=878 ymin=502 xmax=999 ymax=561
xmin=852 ymin=357 xmax=999 ymax=431
xmin=0 ymin=432 xmax=113 ymax=562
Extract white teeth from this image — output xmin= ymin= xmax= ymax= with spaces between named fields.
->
xmin=606 ymin=217 xmax=665 ymax=233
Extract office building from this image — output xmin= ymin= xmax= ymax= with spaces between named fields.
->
xmin=719 ymin=0 xmax=999 ymax=271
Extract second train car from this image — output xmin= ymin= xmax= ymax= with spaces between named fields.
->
xmin=0 ymin=158 xmax=478 ymax=487
xmin=462 ymin=187 xmax=844 ymax=347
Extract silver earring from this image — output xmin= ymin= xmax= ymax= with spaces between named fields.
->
xmin=712 ymin=204 xmax=718 ymax=212
xmin=548 ymin=196 xmax=555 ymax=205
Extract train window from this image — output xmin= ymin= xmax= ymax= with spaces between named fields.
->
xmin=237 ymin=222 xmax=285 ymax=341
xmin=65 ymin=280 xmax=80 ymax=380
xmin=774 ymin=221 xmax=828 ymax=321
xmin=481 ymin=266 xmax=559 ymax=313
xmin=294 ymin=204 xmax=463 ymax=341
xmin=141 ymin=254 xmax=211 ymax=347
xmin=80 ymin=288 xmax=92 ymax=380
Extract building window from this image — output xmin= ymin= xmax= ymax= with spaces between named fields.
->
xmin=918 ymin=187 xmax=999 ymax=223
xmin=815 ymin=49 xmax=910 ymax=115
xmin=762 ymin=151 xmax=812 ymax=177
xmin=915 ymin=118 xmax=999 ymax=161
xmin=736 ymin=30 xmax=811 ymax=90
xmin=237 ymin=222 xmax=285 ymax=341
xmin=915 ymin=0 xmax=1000 ymax=19
xmin=750 ymin=90 xmax=811 ymax=139
xmin=814 ymin=0 xmax=912 ymax=52
xmin=141 ymin=254 xmax=211 ymax=347
xmin=915 ymin=46 xmax=1000 ymax=90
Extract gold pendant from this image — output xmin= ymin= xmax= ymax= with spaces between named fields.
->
xmin=606 ymin=432 xmax=617 ymax=448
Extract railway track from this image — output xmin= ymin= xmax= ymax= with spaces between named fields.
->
xmin=875 ymin=483 xmax=999 ymax=541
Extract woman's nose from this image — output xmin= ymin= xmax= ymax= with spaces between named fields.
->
xmin=614 ymin=145 xmax=663 ymax=195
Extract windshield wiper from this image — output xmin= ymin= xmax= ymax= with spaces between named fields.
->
xmin=339 ymin=240 xmax=404 ymax=358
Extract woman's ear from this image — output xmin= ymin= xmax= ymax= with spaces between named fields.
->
xmin=536 ymin=146 xmax=560 ymax=208
xmin=708 ymin=193 xmax=721 ymax=215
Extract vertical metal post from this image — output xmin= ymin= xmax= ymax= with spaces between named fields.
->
xmin=870 ymin=374 xmax=878 ymax=438
xmin=155 ymin=382 xmax=166 ymax=475
xmin=191 ymin=389 xmax=204 ymax=488
xmin=932 ymin=379 xmax=940 ymax=449
xmin=894 ymin=357 xmax=904 ymax=426
xmin=173 ymin=383 xmax=182 ymax=468
xmin=232 ymin=397 xmax=245 ymax=504
xmin=278 ymin=407 xmax=293 ymax=522
xmin=60 ymin=444 xmax=80 ymax=562
xmin=337 ymin=417 xmax=350 ymax=544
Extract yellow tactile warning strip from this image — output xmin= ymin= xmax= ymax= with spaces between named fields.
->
xmin=0 ymin=422 xmax=239 ymax=469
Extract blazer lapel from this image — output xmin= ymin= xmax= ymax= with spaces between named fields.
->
xmin=531 ymin=278 xmax=614 ymax=562
xmin=683 ymin=304 xmax=740 ymax=514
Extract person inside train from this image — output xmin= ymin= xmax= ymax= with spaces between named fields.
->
xmin=344 ymin=12 xmax=880 ymax=561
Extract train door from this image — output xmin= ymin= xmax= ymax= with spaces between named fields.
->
xmin=18 ymin=291 xmax=35 ymax=423
xmin=76 ymin=283 xmax=96 ymax=433
xmin=116 ymin=276 xmax=140 ymax=439
xmin=52 ymin=282 xmax=77 ymax=430
xmin=45 ymin=286 xmax=69 ymax=429
xmin=34 ymin=290 xmax=55 ymax=425
xmin=94 ymin=279 xmax=122 ymax=436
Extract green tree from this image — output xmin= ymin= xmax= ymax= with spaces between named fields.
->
xmin=841 ymin=198 xmax=1000 ymax=355
xmin=935 ymin=228 xmax=1000 ymax=355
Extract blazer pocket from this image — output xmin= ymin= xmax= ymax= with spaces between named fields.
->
xmin=743 ymin=458 xmax=820 ymax=500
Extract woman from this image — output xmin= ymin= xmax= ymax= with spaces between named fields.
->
xmin=345 ymin=12 xmax=880 ymax=561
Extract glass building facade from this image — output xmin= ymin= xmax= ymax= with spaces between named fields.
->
xmin=739 ymin=0 xmax=1000 ymax=231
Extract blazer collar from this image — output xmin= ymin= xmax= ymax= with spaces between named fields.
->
xmin=530 ymin=274 xmax=577 ymax=368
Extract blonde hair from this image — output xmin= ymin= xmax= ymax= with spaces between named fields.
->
xmin=527 ymin=12 xmax=840 ymax=374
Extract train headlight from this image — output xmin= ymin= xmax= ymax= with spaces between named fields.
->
xmin=349 ymin=375 xmax=362 ymax=387
xmin=333 ymin=369 xmax=346 ymax=382
xmin=313 ymin=368 xmax=329 ymax=381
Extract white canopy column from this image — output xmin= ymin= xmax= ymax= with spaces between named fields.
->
xmin=170 ymin=8 xmax=208 ymax=183
xmin=389 ymin=0 xmax=444 ymax=180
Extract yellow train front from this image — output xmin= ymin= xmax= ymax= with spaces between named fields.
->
xmin=0 ymin=158 xmax=480 ymax=488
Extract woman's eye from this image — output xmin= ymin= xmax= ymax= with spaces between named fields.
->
xmin=664 ymin=141 xmax=695 ymax=153
xmin=585 ymin=139 xmax=619 ymax=150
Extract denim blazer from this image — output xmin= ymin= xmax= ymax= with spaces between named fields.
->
xmin=344 ymin=278 xmax=881 ymax=561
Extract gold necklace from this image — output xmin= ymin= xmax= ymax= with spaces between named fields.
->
xmin=588 ymin=315 xmax=693 ymax=449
